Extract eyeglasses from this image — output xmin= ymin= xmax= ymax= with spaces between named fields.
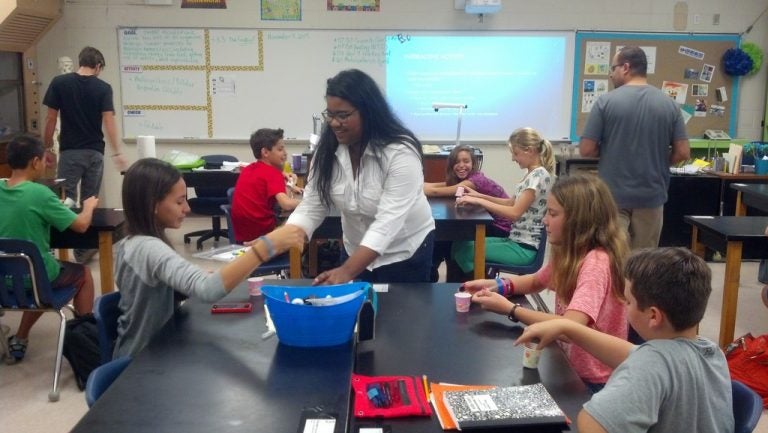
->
xmin=321 ymin=109 xmax=357 ymax=123
xmin=610 ymin=63 xmax=625 ymax=71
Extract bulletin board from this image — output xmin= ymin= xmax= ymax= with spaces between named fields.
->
xmin=571 ymin=32 xmax=741 ymax=140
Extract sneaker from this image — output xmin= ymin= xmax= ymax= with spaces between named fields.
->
xmin=8 ymin=335 xmax=27 ymax=362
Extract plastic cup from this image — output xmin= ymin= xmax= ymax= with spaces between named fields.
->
xmin=248 ymin=277 xmax=264 ymax=296
xmin=454 ymin=292 xmax=472 ymax=313
xmin=522 ymin=341 xmax=542 ymax=369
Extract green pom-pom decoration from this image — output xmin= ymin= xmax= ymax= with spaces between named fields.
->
xmin=741 ymin=42 xmax=763 ymax=75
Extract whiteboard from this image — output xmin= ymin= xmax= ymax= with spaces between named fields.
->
xmin=117 ymin=27 xmax=574 ymax=141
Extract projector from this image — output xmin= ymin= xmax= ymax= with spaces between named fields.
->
xmin=465 ymin=0 xmax=501 ymax=14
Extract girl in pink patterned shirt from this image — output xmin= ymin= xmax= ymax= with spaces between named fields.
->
xmin=464 ymin=174 xmax=629 ymax=393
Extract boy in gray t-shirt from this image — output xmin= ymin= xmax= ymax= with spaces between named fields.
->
xmin=516 ymin=247 xmax=733 ymax=433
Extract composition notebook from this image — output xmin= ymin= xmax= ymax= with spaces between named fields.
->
xmin=442 ymin=383 xmax=568 ymax=431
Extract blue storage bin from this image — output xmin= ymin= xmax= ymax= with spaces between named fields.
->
xmin=262 ymin=282 xmax=370 ymax=347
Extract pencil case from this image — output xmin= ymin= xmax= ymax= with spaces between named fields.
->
xmin=352 ymin=374 xmax=432 ymax=418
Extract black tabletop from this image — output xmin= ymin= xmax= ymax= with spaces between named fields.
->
xmin=352 ymin=284 xmax=589 ymax=433
xmin=181 ymin=169 xmax=240 ymax=189
xmin=684 ymin=215 xmax=768 ymax=259
xmin=70 ymin=280 xmax=354 ymax=433
xmin=50 ymin=208 xmax=126 ymax=249
xmin=731 ymin=182 xmax=768 ymax=213
xmin=70 ymin=282 xmax=589 ymax=433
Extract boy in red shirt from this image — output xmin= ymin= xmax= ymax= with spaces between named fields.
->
xmin=231 ymin=128 xmax=301 ymax=243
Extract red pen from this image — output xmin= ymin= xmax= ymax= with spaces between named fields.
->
xmin=283 ymin=291 xmax=290 ymax=302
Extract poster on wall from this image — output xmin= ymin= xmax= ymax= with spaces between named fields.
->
xmin=327 ymin=0 xmax=379 ymax=11
xmin=581 ymin=79 xmax=608 ymax=113
xmin=661 ymin=80 xmax=688 ymax=105
xmin=181 ymin=0 xmax=226 ymax=8
xmin=584 ymin=41 xmax=610 ymax=75
xmin=262 ymin=0 xmax=301 ymax=20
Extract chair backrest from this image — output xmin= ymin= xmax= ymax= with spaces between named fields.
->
xmin=220 ymin=204 xmax=237 ymax=244
xmin=195 ymin=155 xmax=238 ymax=197
xmin=85 ymin=356 xmax=132 ymax=408
xmin=487 ymin=229 xmax=548 ymax=276
xmin=227 ymin=187 xmax=235 ymax=204
xmin=94 ymin=292 xmax=122 ymax=364
xmin=0 ymin=237 xmax=62 ymax=309
xmin=732 ymin=380 xmax=763 ymax=433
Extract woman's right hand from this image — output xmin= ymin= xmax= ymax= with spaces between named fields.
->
xmin=265 ymin=224 xmax=306 ymax=255
xmin=460 ymin=279 xmax=497 ymax=294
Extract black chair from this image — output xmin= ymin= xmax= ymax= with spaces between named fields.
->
xmin=93 ymin=291 xmax=121 ymax=365
xmin=486 ymin=230 xmax=550 ymax=313
xmin=0 ymin=237 xmax=78 ymax=402
xmin=184 ymin=155 xmax=238 ymax=250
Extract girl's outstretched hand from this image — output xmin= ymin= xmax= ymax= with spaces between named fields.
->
xmin=514 ymin=319 xmax=570 ymax=350
xmin=460 ymin=279 xmax=497 ymax=294
xmin=471 ymin=289 xmax=514 ymax=315
xmin=265 ymin=224 xmax=306 ymax=254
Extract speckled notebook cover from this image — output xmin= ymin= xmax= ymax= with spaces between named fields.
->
xmin=442 ymin=383 xmax=567 ymax=430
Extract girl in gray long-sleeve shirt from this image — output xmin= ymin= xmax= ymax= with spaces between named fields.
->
xmin=113 ymin=158 xmax=304 ymax=358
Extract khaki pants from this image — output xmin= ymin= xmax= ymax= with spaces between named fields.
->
xmin=618 ymin=206 xmax=663 ymax=250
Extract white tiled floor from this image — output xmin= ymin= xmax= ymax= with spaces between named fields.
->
xmin=1 ymin=216 xmax=766 ymax=432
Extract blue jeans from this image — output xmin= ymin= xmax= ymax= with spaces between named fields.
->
xmin=343 ymin=230 xmax=435 ymax=283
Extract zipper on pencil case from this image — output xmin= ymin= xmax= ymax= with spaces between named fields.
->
xmin=409 ymin=376 xmax=429 ymax=415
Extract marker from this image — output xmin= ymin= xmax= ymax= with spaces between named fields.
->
xmin=283 ymin=291 xmax=290 ymax=302
xmin=422 ymin=375 xmax=430 ymax=401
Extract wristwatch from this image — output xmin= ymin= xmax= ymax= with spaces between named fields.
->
xmin=507 ymin=303 xmax=520 ymax=322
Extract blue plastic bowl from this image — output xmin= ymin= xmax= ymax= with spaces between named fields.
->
xmin=261 ymin=282 xmax=369 ymax=347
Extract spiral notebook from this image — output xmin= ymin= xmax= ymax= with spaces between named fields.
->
xmin=442 ymin=383 xmax=567 ymax=431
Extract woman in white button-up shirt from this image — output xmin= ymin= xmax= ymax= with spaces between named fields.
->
xmin=286 ymin=69 xmax=435 ymax=284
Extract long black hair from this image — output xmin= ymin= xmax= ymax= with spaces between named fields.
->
xmin=310 ymin=69 xmax=422 ymax=208
xmin=122 ymin=158 xmax=182 ymax=245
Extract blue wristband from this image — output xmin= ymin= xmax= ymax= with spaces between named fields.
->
xmin=495 ymin=277 xmax=505 ymax=296
xmin=258 ymin=235 xmax=275 ymax=260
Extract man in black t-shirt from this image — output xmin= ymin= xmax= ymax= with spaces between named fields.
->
xmin=43 ymin=46 xmax=128 ymax=263
xmin=43 ymin=46 xmax=127 ymax=207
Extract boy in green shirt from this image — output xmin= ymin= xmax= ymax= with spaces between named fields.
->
xmin=0 ymin=134 xmax=97 ymax=362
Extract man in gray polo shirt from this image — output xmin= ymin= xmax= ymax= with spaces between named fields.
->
xmin=580 ymin=46 xmax=689 ymax=249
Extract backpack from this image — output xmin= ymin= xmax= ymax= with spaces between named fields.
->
xmin=62 ymin=313 xmax=101 ymax=391
xmin=726 ymin=333 xmax=768 ymax=407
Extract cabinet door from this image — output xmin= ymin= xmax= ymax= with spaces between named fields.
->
xmin=661 ymin=175 xmax=721 ymax=247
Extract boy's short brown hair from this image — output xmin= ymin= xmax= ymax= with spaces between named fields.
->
xmin=249 ymin=128 xmax=284 ymax=159
xmin=625 ymin=247 xmax=711 ymax=331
